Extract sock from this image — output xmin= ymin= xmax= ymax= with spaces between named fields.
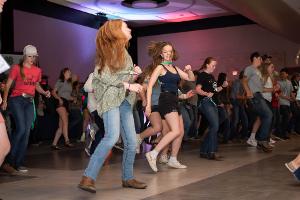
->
xmin=169 ymin=156 xmax=177 ymax=162
xmin=151 ymin=150 xmax=159 ymax=158
xmin=250 ymin=133 xmax=256 ymax=140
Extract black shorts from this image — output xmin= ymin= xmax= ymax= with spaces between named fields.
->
xmin=55 ymin=97 xmax=70 ymax=112
xmin=158 ymin=92 xmax=181 ymax=119
xmin=151 ymin=105 xmax=159 ymax=113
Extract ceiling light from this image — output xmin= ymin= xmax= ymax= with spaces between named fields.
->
xmin=122 ymin=0 xmax=169 ymax=9
xmin=133 ymin=0 xmax=157 ymax=8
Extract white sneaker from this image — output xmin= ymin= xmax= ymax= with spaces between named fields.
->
xmin=17 ymin=166 xmax=28 ymax=173
xmin=136 ymin=134 xmax=143 ymax=154
xmin=246 ymin=138 xmax=257 ymax=147
xmin=269 ymin=138 xmax=276 ymax=144
xmin=145 ymin=151 xmax=158 ymax=172
xmin=158 ymin=154 xmax=169 ymax=164
xmin=167 ymin=160 xmax=187 ymax=169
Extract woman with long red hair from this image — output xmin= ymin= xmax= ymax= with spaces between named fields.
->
xmin=78 ymin=19 xmax=146 ymax=193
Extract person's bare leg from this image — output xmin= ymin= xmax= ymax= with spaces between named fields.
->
xmin=52 ymin=116 xmax=63 ymax=146
xmin=136 ymin=112 xmax=162 ymax=153
xmin=170 ymin=115 xmax=184 ymax=158
xmin=153 ymin=112 xmax=181 ymax=152
xmin=145 ymin=112 xmax=181 ymax=172
xmin=0 ymin=123 xmax=10 ymax=166
xmin=59 ymin=109 xmax=71 ymax=145
xmin=140 ymin=112 xmax=162 ymax=139
xmin=81 ymin=109 xmax=90 ymax=141
xmin=159 ymin=120 xmax=170 ymax=163
xmin=289 ymin=153 xmax=300 ymax=169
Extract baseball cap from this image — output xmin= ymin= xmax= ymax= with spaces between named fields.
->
xmin=23 ymin=45 xmax=38 ymax=56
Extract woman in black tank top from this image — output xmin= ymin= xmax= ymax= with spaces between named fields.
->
xmin=144 ymin=41 xmax=195 ymax=172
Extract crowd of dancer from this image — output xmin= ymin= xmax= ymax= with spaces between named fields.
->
xmin=1 ymin=16 xmax=300 ymax=193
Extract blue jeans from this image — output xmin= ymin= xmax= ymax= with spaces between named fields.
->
xmin=8 ymin=96 xmax=34 ymax=168
xmin=248 ymin=93 xmax=273 ymax=141
xmin=84 ymin=100 xmax=136 ymax=181
xmin=231 ymin=99 xmax=248 ymax=139
xmin=198 ymin=97 xmax=219 ymax=154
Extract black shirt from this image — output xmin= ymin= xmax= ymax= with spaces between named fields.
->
xmin=196 ymin=71 xmax=218 ymax=102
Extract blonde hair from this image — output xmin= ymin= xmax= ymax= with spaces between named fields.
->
xmin=96 ymin=19 xmax=129 ymax=74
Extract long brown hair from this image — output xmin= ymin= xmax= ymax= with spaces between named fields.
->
xmin=18 ymin=58 xmax=26 ymax=80
xmin=259 ymin=62 xmax=274 ymax=85
xmin=147 ymin=41 xmax=178 ymax=76
xmin=95 ymin=19 xmax=129 ymax=74
xmin=200 ymin=57 xmax=215 ymax=70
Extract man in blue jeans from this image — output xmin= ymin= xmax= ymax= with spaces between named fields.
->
xmin=242 ymin=52 xmax=273 ymax=152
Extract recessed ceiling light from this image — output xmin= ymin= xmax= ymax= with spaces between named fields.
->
xmin=121 ymin=0 xmax=169 ymax=9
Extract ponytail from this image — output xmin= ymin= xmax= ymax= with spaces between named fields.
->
xmin=200 ymin=57 xmax=215 ymax=70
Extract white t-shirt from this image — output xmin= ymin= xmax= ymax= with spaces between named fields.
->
xmin=262 ymin=76 xmax=273 ymax=102
xmin=297 ymin=81 xmax=300 ymax=100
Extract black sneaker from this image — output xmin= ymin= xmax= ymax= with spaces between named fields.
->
xmin=257 ymin=141 xmax=273 ymax=153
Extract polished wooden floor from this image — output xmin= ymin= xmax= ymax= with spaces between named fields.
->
xmin=1 ymin=136 xmax=300 ymax=200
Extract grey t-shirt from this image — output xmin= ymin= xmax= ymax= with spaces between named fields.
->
xmin=55 ymin=80 xmax=72 ymax=100
xmin=278 ymin=79 xmax=293 ymax=106
xmin=244 ymin=65 xmax=263 ymax=94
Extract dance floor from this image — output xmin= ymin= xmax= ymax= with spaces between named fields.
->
xmin=1 ymin=136 xmax=299 ymax=200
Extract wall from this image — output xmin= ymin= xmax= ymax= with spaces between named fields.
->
xmin=14 ymin=10 xmax=97 ymax=85
xmin=137 ymin=24 xmax=300 ymax=79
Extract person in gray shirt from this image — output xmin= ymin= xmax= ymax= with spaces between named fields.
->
xmin=242 ymin=52 xmax=273 ymax=152
xmin=51 ymin=68 xmax=74 ymax=149
xmin=277 ymin=68 xmax=294 ymax=139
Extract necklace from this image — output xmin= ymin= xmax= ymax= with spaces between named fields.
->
xmin=161 ymin=61 xmax=172 ymax=65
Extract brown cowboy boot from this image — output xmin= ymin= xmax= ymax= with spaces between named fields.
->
xmin=78 ymin=176 xmax=96 ymax=193
xmin=122 ymin=179 xmax=147 ymax=189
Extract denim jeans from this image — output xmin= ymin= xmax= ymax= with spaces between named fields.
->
xmin=248 ymin=93 xmax=273 ymax=141
xmin=84 ymin=100 xmax=136 ymax=181
xmin=8 ymin=96 xmax=34 ymax=168
xmin=198 ymin=97 xmax=219 ymax=154
xmin=231 ymin=99 xmax=248 ymax=139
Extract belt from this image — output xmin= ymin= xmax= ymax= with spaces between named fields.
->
xmin=161 ymin=90 xmax=178 ymax=96
xmin=22 ymin=93 xmax=34 ymax=99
